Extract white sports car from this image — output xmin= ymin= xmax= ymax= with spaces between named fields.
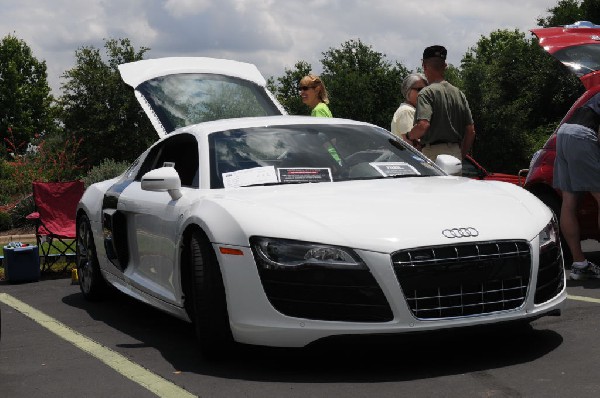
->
xmin=76 ymin=57 xmax=566 ymax=356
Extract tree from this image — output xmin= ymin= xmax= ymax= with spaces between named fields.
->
xmin=0 ymin=34 xmax=56 ymax=158
xmin=537 ymin=0 xmax=600 ymax=27
xmin=268 ymin=41 xmax=410 ymax=127
xmin=59 ymin=38 xmax=154 ymax=168
xmin=461 ymin=29 xmax=582 ymax=173
xmin=537 ymin=0 xmax=583 ymax=26
xmin=320 ymin=39 xmax=409 ymax=128
xmin=580 ymin=0 xmax=600 ymax=22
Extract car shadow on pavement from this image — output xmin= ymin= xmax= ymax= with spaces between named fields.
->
xmin=231 ymin=325 xmax=562 ymax=383
xmin=62 ymin=288 xmax=563 ymax=383
xmin=566 ymin=279 xmax=600 ymax=289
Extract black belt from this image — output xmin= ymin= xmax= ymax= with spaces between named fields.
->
xmin=425 ymin=141 xmax=460 ymax=146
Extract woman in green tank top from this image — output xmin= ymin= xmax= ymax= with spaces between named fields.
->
xmin=298 ymin=74 xmax=332 ymax=117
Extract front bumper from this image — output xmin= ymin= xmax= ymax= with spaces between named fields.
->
xmin=216 ymin=239 xmax=567 ymax=348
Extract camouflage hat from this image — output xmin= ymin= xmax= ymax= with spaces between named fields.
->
xmin=423 ymin=45 xmax=447 ymax=60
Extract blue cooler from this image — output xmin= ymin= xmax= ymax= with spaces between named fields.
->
xmin=3 ymin=245 xmax=40 ymax=283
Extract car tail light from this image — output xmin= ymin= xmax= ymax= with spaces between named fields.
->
xmin=525 ymin=135 xmax=557 ymax=186
xmin=526 ymin=149 xmax=555 ymax=185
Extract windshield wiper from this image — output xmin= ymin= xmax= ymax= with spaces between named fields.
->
xmin=340 ymin=174 xmax=427 ymax=181
xmin=243 ymin=181 xmax=312 ymax=187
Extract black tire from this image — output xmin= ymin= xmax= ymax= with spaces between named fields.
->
xmin=538 ymin=192 xmax=573 ymax=265
xmin=77 ymin=214 xmax=107 ymax=300
xmin=185 ymin=231 xmax=234 ymax=358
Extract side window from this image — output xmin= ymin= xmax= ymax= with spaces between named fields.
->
xmin=136 ymin=144 xmax=164 ymax=181
xmin=136 ymin=134 xmax=200 ymax=188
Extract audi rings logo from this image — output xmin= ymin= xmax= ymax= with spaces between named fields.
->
xmin=442 ymin=227 xmax=479 ymax=238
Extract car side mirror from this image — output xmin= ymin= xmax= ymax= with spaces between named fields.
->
xmin=435 ymin=154 xmax=462 ymax=176
xmin=141 ymin=167 xmax=183 ymax=200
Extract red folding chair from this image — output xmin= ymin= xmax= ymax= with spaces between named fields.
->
xmin=26 ymin=180 xmax=84 ymax=271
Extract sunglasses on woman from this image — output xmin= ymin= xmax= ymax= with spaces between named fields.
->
xmin=298 ymin=86 xmax=315 ymax=91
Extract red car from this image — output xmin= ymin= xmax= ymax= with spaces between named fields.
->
xmin=462 ymin=154 xmax=523 ymax=185
xmin=524 ymin=21 xmax=600 ymax=260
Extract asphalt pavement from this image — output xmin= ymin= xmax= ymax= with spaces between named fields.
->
xmin=1 ymin=246 xmax=600 ymax=398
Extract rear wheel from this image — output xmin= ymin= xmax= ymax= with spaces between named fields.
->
xmin=185 ymin=231 xmax=234 ymax=358
xmin=77 ymin=214 xmax=107 ymax=300
xmin=538 ymin=192 xmax=573 ymax=265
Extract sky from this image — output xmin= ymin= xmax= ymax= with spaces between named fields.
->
xmin=1 ymin=0 xmax=560 ymax=95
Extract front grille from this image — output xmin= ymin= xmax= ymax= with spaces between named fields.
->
xmin=392 ymin=241 xmax=531 ymax=320
xmin=256 ymin=267 xmax=393 ymax=322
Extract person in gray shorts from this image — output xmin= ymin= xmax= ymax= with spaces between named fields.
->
xmin=553 ymin=92 xmax=600 ymax=280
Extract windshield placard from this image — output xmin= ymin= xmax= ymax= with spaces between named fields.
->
xmin=278 ymin=168 xmax=333 ymax=183
xmin=370 ymin=162 xmax=420 ymax=177
xmin=223 ymin=166 xmax=279 ymax=188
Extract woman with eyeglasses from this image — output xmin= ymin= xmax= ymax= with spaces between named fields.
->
xmin=391 ymin=73 xmax=427 ymax=146
xmin=298 ymin=74 xmax=332 ymax=117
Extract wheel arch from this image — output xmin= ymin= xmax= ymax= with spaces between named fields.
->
xmin=526 ymin=183 xmax=561 ymax=210
xmin=526 ymin=183 xmax=573 ymax=264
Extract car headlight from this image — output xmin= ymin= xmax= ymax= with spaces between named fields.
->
xmin=539 ymin=216 xmax=559 ymax=254
xmin=250 ymin=237 xmax=366 ymax=270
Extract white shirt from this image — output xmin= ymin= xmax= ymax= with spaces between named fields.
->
xmin=391 ymin=102 xmax=415 ymax=138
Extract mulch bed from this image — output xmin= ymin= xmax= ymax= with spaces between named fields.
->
xmin=0 ymin=226 xmax=36 ymax=236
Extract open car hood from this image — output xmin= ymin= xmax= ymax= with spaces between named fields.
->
xmin=531 ymin=21 xmax=600 ymax=90
xmin=118 ymin=57 xmax=286 ymax=138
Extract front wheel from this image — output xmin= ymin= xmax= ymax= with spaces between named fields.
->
xmin=77 ymin=214 xmax=107 ymax=300
xmin=184 ymin=231 xmax=234 ymax=358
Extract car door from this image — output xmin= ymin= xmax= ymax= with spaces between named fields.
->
xmin=118 ymin=57 xmax=287 ymax=139
xmin=115 ymin=133 xmax=199 ymax=304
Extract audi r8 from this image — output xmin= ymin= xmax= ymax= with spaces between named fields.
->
xmin=76 ymin=57 xmax=566 ymax=356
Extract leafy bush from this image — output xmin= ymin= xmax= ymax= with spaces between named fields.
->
xmin=83 ymin=158 xmax=130 ymax=188
xmin=6 ymin=133 xmax=85 ymax=188
xmin=9 ymin=195 xmax=35 ymax=228
xmin=0 ymin=160 xmax=18 ymax=204
xmin=0 ymin=211 xmax=12 ymax=231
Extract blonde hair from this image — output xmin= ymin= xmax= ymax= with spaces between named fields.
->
xmin=300 ymin=74 xmax=330 ymax=104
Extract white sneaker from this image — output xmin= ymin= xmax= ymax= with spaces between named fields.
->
xmin=570 ymin=261 xmax=600 ymax=280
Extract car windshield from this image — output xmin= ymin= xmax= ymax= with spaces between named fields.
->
xmin=208 ymin=123 xmax=443 ymax=189
xmin=137 ymin=73 xmax=281 ymax=133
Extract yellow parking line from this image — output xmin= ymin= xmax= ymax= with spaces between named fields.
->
xmin=568 ymin=294 xmax=600 ymax=304
xmin=0 ymin=293 xmax=197 ymax=398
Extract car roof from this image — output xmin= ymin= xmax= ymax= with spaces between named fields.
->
xmin=176 ymin=115 xmax=376 ymax=138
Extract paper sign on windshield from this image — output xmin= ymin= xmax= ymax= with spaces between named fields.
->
xmin=223 ymin=166 xmax=279 ymax=188
xmin=278 ymin=168 xmax=333 ymax=183
xmin=370 ymin=162 xmax=420 ymax=177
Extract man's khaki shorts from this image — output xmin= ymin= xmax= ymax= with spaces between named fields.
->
xmin=421 ymin=142 xmax=461 ymax=163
